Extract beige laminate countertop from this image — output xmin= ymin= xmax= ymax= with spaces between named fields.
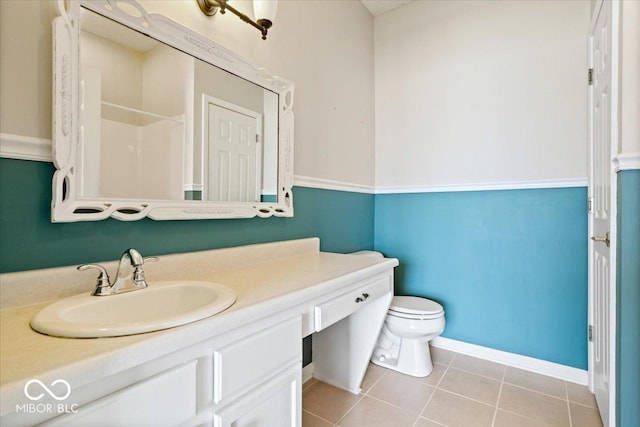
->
xmin=0 ymin=238 xmax=398 ymax=415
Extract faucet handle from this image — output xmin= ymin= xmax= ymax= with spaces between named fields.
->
xmin=130 ymin=256 xmax=158 ymax=290
xmin=77 ymin=264 xmax=112 ymax=296
xmin=131 ymin=256 xmax=158 ymax=290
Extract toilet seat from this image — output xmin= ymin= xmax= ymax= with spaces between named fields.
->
xmin=388 ymin=296 xmax=444 ymax=320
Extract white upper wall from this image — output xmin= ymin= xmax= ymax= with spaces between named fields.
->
xmin=0 ymin=0 xmax=376 ymax=187
xmin=375 ymin=0 xmax=591 ymax=189
xmin=0 ymin=1 xmax=58 ymax=140
xmin=620 ymin=0 xmax=640 ymax=155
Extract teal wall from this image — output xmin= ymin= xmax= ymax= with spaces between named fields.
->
xmin=0 ymin=158 xmax=375 ymax=273
xmin=616 ymin=170 xmax=640 ymax=427
xmin=374 ymin=187 xmax=588 ymax=369
xmin=5 ymin=156 xmax=637 ymax=406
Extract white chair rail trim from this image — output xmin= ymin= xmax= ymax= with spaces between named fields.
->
xmin=293 ymin=175 xmax=588 ymax=194
xmin=293 ymin=175 xmax=376 ymax=194
xmin=0 ymin=133 xmax=52 ymax=162
xmin=375 ymin=178 xmax=589 ymax=194
xmin=8 ymin=132 xmax=636 ymax=193
xmin=614 ymin=151 xmax=640 ymax=171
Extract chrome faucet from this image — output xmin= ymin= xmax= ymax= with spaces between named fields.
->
xmin=77 ymin=248 xmax=158 ymax=296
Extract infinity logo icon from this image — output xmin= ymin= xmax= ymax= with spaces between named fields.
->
xmin=24 ymin=379 xmax=71 ymax=401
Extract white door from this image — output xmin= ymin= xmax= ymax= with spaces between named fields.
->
xmin=206 ymin=101 xmax=261 ymax=202
xmin=588 ymin=1 xmax=614 ymax=425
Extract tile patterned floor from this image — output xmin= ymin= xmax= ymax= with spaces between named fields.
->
xmin=302 ymin=347 xmax=603 ymax=427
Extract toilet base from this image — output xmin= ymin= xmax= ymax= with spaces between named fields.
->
xmin=371 ymin=338 xmax=434 ymax=377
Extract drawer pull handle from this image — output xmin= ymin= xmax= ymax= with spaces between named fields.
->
xmin=355 ymin=293 xmax=370 ymax=303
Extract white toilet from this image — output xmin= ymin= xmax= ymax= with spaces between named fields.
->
xmin=371 ymin=296 xmax=445 ymax=377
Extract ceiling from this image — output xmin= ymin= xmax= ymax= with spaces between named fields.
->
xmin=360 ymin=0 xmax=415 ymax=16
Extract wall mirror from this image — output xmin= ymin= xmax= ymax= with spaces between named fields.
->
xmin=52 ymin=0 xmax=294 ymax=221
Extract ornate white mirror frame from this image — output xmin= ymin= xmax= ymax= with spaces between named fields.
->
xmin=52 ymin=0 xmax=294 ymax=222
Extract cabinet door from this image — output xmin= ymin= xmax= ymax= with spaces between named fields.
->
xmin=43 ymin=361 xmax=197 ymax=427
xmin=213 ymin=364 xmax=301 ymax=427
xmin=214 ymin=317 xmax=301 ymax=404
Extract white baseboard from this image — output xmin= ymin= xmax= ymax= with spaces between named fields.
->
xmin=302 ymin=338 xmax=588 ymax=387
xmin=431 ymin=337 xmax=589 ymax=385
xmin=302 ymin=363 xmax=314 ymax=385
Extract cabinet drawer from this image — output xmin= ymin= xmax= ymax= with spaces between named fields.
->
xmin=214 ymin=317 xmax=301 ymax=404
xmin=314 ymin=276 xmax=391 ymax=331
xmin=44 ymin=361 xmax=197 ymax=427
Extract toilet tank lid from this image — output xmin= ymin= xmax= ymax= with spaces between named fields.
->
xmin=389 ymin=296 xmax=444 ymax=315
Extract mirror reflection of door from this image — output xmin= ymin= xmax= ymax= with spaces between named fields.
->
xmin=206 ymin=97 xmax=262 ymax=202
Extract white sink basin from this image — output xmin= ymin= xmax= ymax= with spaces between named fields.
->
xmin=30 ymin=281 xmax=236 ymax=338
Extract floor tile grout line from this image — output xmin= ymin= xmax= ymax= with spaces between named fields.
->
xmin=364 ymin=389 xmax=447 ymax=424
xmin=490 ymin=364 xmax=507 ymax=427
xmin=433 ymin=385 xmax=500 ymax=409
xmin=386 ymin=362 xmax=450 ymax=389
xmin=412 ymin=360 xmax=452 ymax=427
xmin=497 ymin=383 xmax=575 ymax=426
xmin=565 ymin=380 xmax=573 ymax=427
xmin=306 ymin=348 xmax=595 ymax=427
xmin=431 ymin=353 xmax=454 ymax=390
xmin=302 ymin=378 xmax=318 ymax=393
xmin=440 ymin=347 xmax=456 ymax=367
xmin=419 ymin=415 xmax=448 ymax=426
xmin=569 ymin=400 xmax=597 ymax=409
xmin=302 ymin=408 xmax=336 ymax=426
xmin=446 ymin=365 xmax=505 ymax=382
xmin=424 ymin=348 xmax=588 ymax=406
xmin=502 ymin=381 xmax=573 ymax=402
xmin=333 ymin=393 xmax=365 ymax=426
xmin=364 ymin=363 xmax=444 ymax=420
xmin=361 ymin=366 xmax=388 ymax=396
xmin=498 ymin=407 xmax=560 ymax=425
xmin=301 ymin=380 xmax=361 ymax=426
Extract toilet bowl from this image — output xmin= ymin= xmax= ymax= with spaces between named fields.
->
xmin=371 ymin=296 xmax=445 ymax=377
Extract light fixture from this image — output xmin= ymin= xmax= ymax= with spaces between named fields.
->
xmin=196 ymin=0 xmax=278 ymax=40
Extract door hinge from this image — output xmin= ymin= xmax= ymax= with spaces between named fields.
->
xmin=588 ymin=197 xmax=593 ymax=214
xmin=588 ymin=325 xmax=593 ymax=342
xmin=588 ymin=68 xmax=594 ymax=86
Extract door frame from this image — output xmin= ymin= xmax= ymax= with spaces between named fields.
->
xmin=201 ymin=94 xmax=263 ymax=202
xmin=587 ymin=1 xmax=619 ymax=426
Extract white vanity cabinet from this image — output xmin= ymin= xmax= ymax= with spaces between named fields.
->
xmin=0 ymin=240 xmax=399 ymax=427
xmin=210 ymin=317 xmax=302 ymax=427
xmin=43 ymin=362 xmax=198 ymax=427
xmin=213 ymin=365 xmax=301 ymax=427
xmin=40 ymin=318 xmax=302 ymax=427
xmin=312 ymin=274 xmax=393 ymax=393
